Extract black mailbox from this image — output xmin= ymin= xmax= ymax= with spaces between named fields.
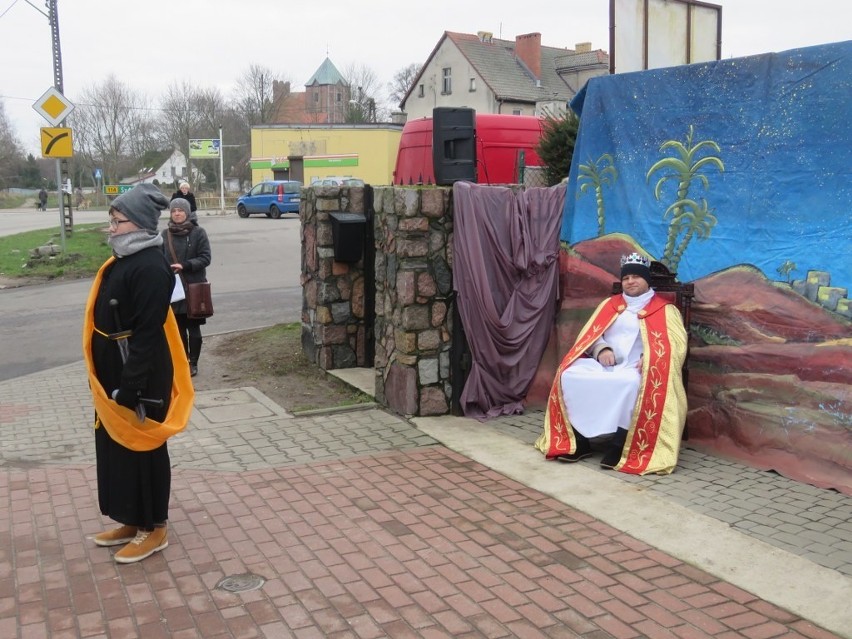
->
xmin=329 ymin=212 xmax=366 ymax=263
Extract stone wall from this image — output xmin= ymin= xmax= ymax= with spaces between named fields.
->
xmin=372 ymin=187 xmax=454 ymax=416
xmin=301 ymin=185 xmax=455 ymax=417
xmin=301 ymin=185 xmax=368 ymax=370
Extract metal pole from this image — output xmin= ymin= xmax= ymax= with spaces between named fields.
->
xmin=219 ymin=126 xmax=225 ymax=213
xmin=48 ymin=0 xmax=67 ymax=252
xmin=55 ymin=160 xmax=66 ymax=251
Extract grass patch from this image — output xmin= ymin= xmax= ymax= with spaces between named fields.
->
xmin=0 ymin=193 xmax=28 ymax=209
xmin=0 ymin=223 xmax=113 ymax=280
xmin=209 ymin=322 xmax=373 ymax=413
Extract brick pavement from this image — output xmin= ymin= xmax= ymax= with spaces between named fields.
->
xmin=0 ymin=361 xmax=850 ymax=638
xmin=2 ymin=450 xmax=844 ymax=639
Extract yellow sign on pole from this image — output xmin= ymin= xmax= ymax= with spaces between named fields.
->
xmin=40 ymin=127 xmax=73 ymax=158
xmin=33 ymin=87 xmax=75 ymax=127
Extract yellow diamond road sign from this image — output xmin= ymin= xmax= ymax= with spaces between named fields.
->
xmin=33 ymin=87 xmax=75 ymax=127
xmin=40 ymin=127 xmax=73 ymax=158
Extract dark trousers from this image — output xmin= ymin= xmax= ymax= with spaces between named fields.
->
xmin=174 ymin=313 xmax=203 ymax=361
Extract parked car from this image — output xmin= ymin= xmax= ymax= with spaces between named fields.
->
xmin=310 ymin=177 xmax=365 ymax=187
xmin=236 ymin=180 xmax=302 ymax=218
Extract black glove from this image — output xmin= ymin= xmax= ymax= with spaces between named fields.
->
xmin=112 ymin=387 xmax=139 ymax=409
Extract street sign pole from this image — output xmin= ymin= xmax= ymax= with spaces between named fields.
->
xmin=54 ymin=159 xmax=65 ymax=251
xmin=219 ymin=126 xmax=225 ymax=213
xmin=48 ymin=0 xmax=69 ymax=251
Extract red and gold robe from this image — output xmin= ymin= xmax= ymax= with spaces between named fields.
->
xmin=535 ymin=294 xmax=688 ymax=474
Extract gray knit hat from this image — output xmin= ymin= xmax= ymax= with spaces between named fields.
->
xmin=169 ymin=197 xmax=197 ymax=224
xmin=110 ymin=184 xmax=168 ymax=232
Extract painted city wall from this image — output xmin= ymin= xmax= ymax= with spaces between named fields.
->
xmin=528 ymin=41 xmax=852 ymax=493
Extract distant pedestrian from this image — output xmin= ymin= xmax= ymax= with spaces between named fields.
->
xmin=38 ymin=188 xmax=48 ymax=211
xmin=170 ymin=180 xmax=197 ymax=213
xmin=82 ymin=183 xmax=194 ymax=564
xmin=162 ymin=197 xmax=211 ymax=377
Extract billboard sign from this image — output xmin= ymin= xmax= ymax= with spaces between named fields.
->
xmin=610 ymin=0 xmax=722 ymax=74
xmin=189 ymin=139 xmax=221 ymax=159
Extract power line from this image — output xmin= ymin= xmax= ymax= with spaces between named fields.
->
xmin=0 ymin=0 xmax=22 ymax=20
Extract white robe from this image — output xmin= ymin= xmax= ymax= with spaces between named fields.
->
xmin=560 ymin=290 xmax=654 ymax=438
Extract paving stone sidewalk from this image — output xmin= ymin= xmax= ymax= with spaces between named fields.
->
xmin=0 ymin=361 xmax=850 ymax=638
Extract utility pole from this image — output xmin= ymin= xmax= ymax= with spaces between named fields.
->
xmin=43 ymin=0 xmax=73 ymax=243
xmin=218 ymin=126 xmax=225 ymax=213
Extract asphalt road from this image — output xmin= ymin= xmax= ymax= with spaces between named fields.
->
xmin=0 ymin=207 xmax=303 ymax=381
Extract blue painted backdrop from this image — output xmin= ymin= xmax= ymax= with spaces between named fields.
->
xmin=562 ymin=41 xmax=852 ymax=290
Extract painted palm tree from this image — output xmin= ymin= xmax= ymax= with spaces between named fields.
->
xmin=776 ymin=260 xmax=797 ymax=282
xmin=577 ymin=153 xmax=617 ymax=236
xmin=646 ymin=125 xmax=724 ymax=269
xmin=668 ymin=198 xmax=717 ymax=272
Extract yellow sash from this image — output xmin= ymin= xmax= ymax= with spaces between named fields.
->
xmin=82 ymin=257 xmax=194 ymax=451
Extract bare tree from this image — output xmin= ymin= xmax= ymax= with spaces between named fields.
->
xmin=71 ymin=75 xmax=153 ymax=185
xmin=388 ymin=63 xmax=423 ymax=108
xmin=160 ymin=81 xmax=205 ymax=158
xmin=233 ymin=64 xmax=281 ymax=126
xmin=0 ymin=100 xmax=25 ymax=189
xmin=343 ymin=63 xmax=382 ymax=123
xmin=193 ymin=87 xmax=232 ymax=188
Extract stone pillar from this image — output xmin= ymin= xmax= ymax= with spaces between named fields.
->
xmin=373 ymin=186 xmax=454 ymax=416
xmin=301 ymin=185 xmax=367 ymax=369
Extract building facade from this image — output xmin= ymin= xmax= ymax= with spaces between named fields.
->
xmin=401 ymin=31 xmax=609 ymax=120
xmin=249 ymin=124 xmax=403 ymax=186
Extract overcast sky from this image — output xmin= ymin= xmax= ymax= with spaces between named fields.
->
xmin=1 ymin=0 xmax=849 ymax=154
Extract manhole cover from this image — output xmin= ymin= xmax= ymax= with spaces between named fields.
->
xmin=215 ymin=573 xmax=266 ymax=593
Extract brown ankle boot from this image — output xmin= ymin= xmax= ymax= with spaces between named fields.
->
xmin=114 ymin=526 xmax=168 ymax=564
xmin=93 ymin=525 xmax=137 ymax=547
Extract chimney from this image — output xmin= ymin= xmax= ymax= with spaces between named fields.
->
xmin=515 ymin=32 xmax=542 ymax=79
xmin=575 ymin=42 xmax=592 ymax=53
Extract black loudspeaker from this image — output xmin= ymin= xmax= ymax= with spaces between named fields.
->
xmin=432 ymin=107 xmax=476 ymax=185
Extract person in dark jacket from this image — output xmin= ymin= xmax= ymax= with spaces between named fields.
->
xmin=162 ymin=197 xmax=211 ymax=376
xmin=170 ymin=180 xmax=197 ymax=212
xmin=83 ymin=183 xmax=190 ymax=564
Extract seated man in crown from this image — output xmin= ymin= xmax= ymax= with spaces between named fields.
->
xmin=535 ymin=253 xmax=689 ymax=474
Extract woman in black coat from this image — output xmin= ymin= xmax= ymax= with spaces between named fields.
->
xmin=84 ymin=184 xmax=180 ymax=564
xmin=162 ymin=197 xmax=211 ymax=376
xmin=170 ymin=180 xmax=197 ymax=212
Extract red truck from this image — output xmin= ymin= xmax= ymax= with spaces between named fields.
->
xmin=392 ymin=112 xmax=545 ymax=186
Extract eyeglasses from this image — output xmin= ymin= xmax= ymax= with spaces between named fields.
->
xmin=108 ymin=218 xmax=133 ymax=228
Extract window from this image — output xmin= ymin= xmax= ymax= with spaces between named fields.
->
xmin=418 ymin=84 xmax=424 ymax=98
xmin=442 ymin=67 xmax=452 ymax=94
xmin=336 ymin=92 xmax=341 ymax=102
xmin=512 ymin=109 xmax=522 ymax=115
xmin=469 ymin=78 xmax=476 ymax=92
xmin=314 ymin=93 xmax=319 ymax=103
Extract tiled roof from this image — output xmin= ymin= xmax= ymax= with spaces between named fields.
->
xmin=554 ymin=49 xmax=610 ymax=70
xmin=305 ymin=57 xmax=347 ymax=87
xmin=444 ymin=32 xmax=607 ymax=103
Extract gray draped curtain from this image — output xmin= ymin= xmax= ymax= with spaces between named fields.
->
xmin=452 ymin=181 xmax=565 ymax=419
